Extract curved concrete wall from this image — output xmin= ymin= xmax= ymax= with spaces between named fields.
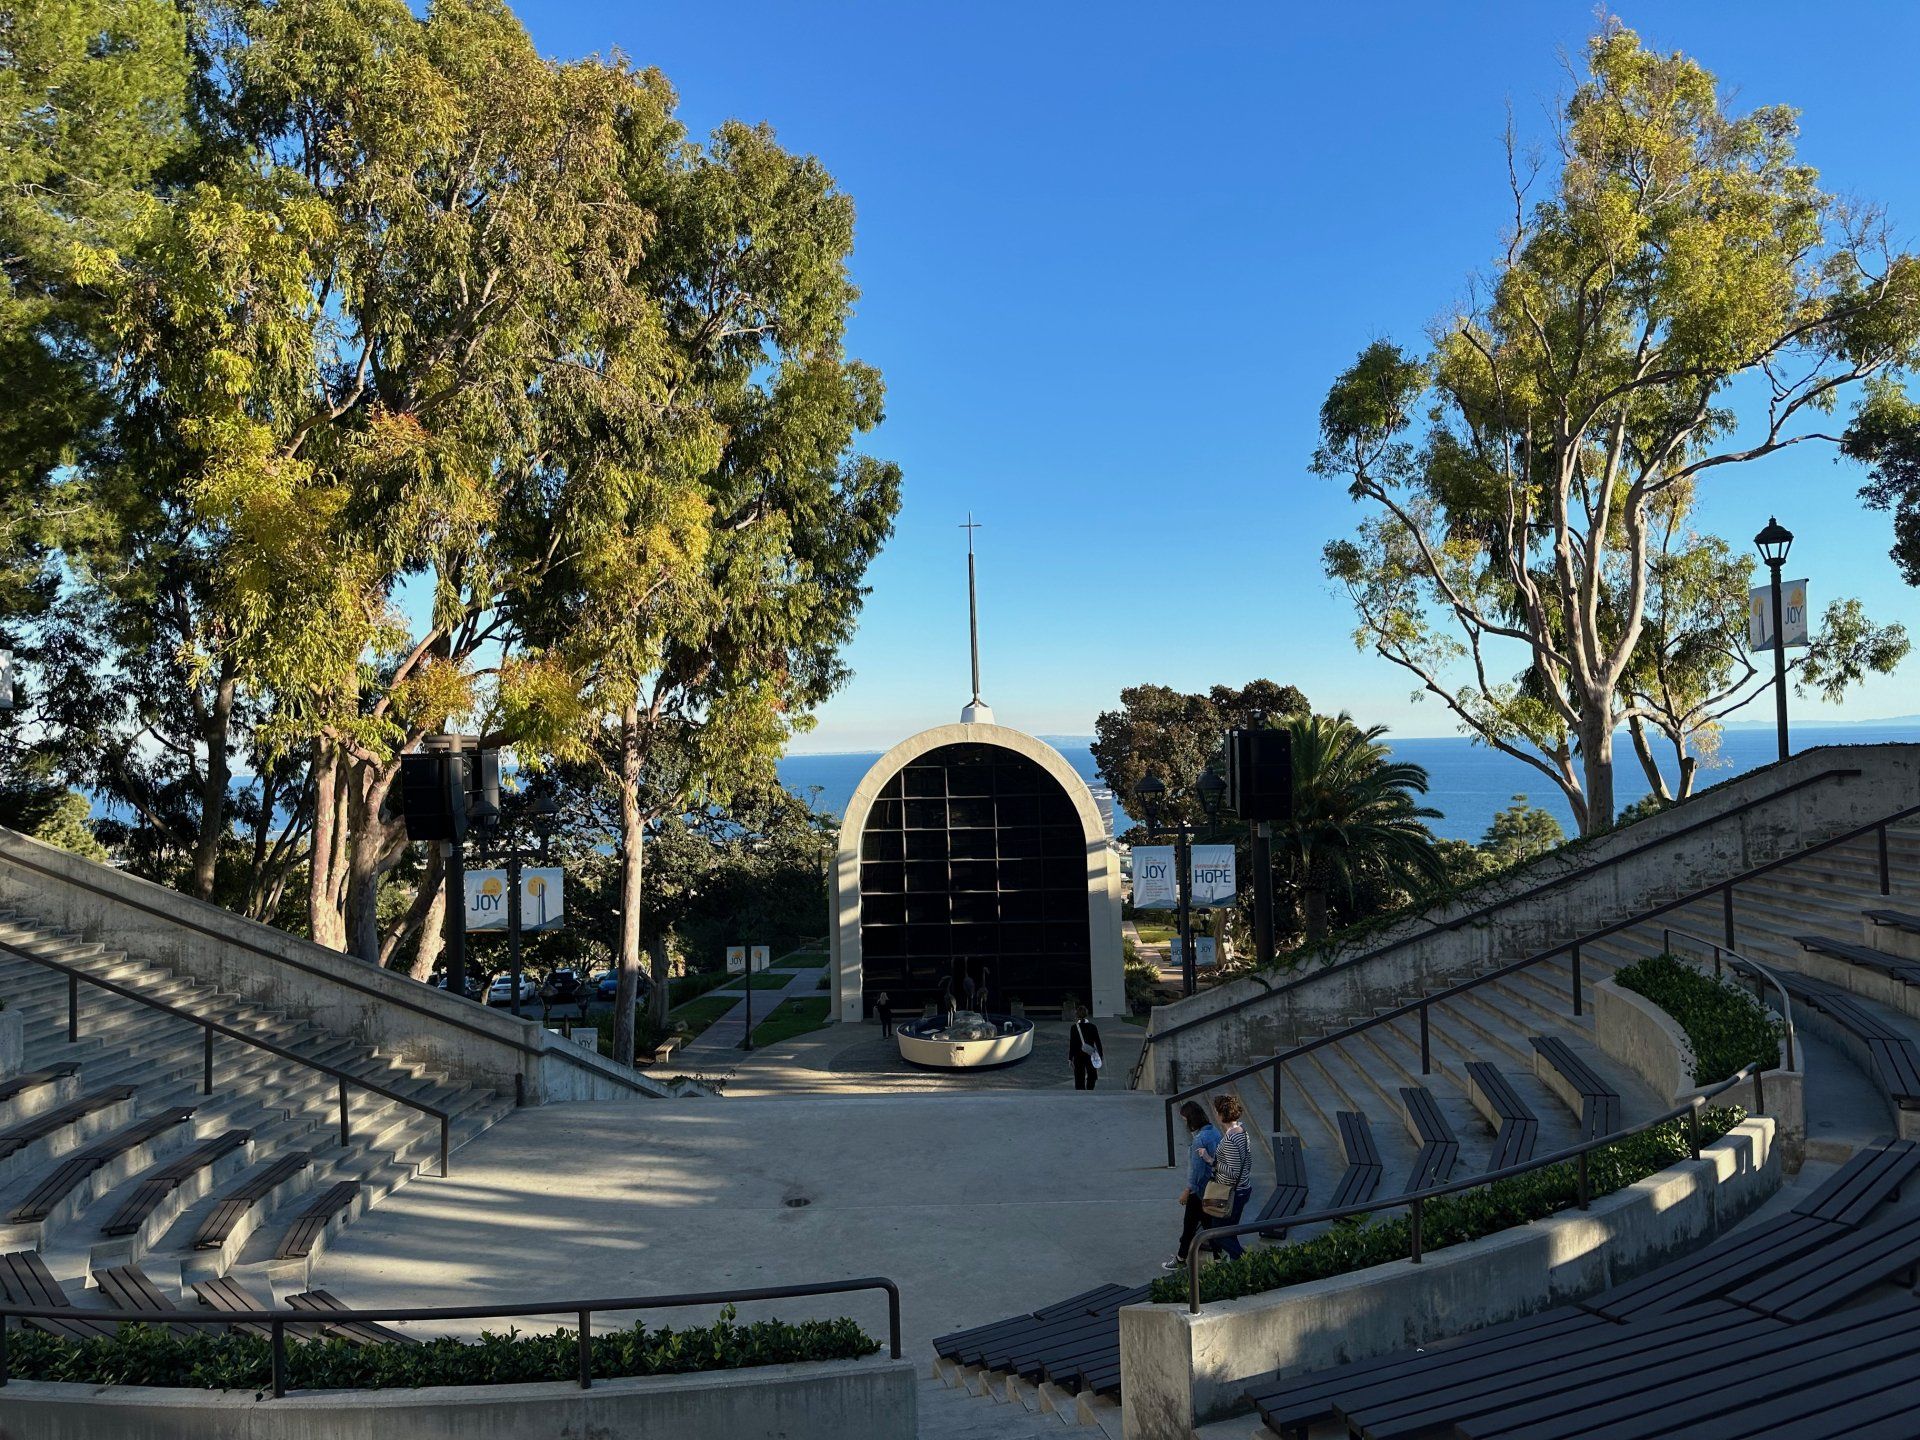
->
xmin=1141 ymin=745 xmax=1920 ymax=1090
xmin=1118 ymin=1118 xmax=1778 ymax=1437
xmin=830 ymin=722 xmax=1125 ymax=1021
xmin=0 ymin=1355 xmax=916 ymax=1440
xmin=0 ymin=827 xmax=664 ymax=1105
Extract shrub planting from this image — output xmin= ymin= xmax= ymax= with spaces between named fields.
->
xmin=1615 ymin=954 xmax=1784 ymax=1084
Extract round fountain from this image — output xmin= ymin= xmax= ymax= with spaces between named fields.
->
xmin=895 ymin=1010 xmax=1034 ymax=1069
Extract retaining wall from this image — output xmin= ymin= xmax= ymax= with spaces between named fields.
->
xmin=1594 ymin=976 xmax=1805 ymax=1170
xmin=1140 ymin=745 xmax=1920 ymax=1091
xmin=0 ymin=827 xmax=664 ymax=1105
xmin=0 ymin=1355 xmax=916 ymax=1440
xmin=1118 ymin=1118 xmax=1777 ymax=1438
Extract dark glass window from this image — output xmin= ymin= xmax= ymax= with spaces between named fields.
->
xmin=859 ymin=743 xmax=1094 ymax=1016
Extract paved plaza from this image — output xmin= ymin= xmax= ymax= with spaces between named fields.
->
xmin=313 ymin=1090 xmax=1175 ymax=1357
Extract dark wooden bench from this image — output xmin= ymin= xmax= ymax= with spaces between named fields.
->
xmin=288 ymin=1288 xmax=419 ymax=1346
xmin=1399 ymin=1086 xmax=1459 ymax=1190
xmin=192 ymin=1273 xmax=328 ymax=1340
xmin=1466 ymin=1061 xmax=1539 ymax=1170
xmin=101 ymin=1129 xmax=251 ymax=1237
xmin=7 ymin=1106 xmax=195 ymax=1224
xmin=1794 ymin=1136 xmax=1920 ymax=1225
xmin=1256 ymin=1134 xmax=1310 ymax=1238
xmin=92 ymin=1263 xmax=201 ymax=1339
xmin=0 ymin=1085 xmax=137 ymax=1163
xmin=1529 ymin=1035 xmax=1621 ymax=1138
xmin=1725 ymin=1203 xmax=1920 ymax=1321
xmin=273 ymin=1180 xmax=360 ymax=1260
xmin=1331 ymin=1111 xmax=1383 ymax=1208
xmin=0 ymin=1062 xmax=79 ymax=1109
xmin=1796 ymin=933 xmax=1920 ymax=987
xmin=1446 ymin=1296 xmax=1914 ymax=1440
xmin=1580 ymin=1212 xmax=1843 ymax=1321
xmin=192 ymin=1152 xmax=312 ymax=1250
xmin=1778 ymin=972 xmax=1920 ymax=1109
xmin=0 ymin=1250 xmax=116 ymax=1340
xmin=1864 ymin=909 xmax=1920 ymax=937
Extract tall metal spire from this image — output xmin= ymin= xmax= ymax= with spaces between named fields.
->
xmin=959 ymin=514 xmax=993 ymax=724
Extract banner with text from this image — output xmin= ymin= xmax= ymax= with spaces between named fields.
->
xmin=1748 ymin=579 xmax=1810 ymax=650
xmin=1171 ymin=936 xmax=1218 ymax=969
xmin=1189 ymin=845 xmax=1238 ymax=908
xmin=462 ymin=867 xmax=565 ymax=933
xmin=1132 ymin=846 xmax=1177 ymax=910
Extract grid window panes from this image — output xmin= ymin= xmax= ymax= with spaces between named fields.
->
xmin=860 ymin=744 xmax=1091 ymax=1015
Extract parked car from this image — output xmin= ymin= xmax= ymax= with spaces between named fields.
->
xmin=541 ymin=969 xmax=586 ymax=1006
xmin=428 ymin=971 xmax=484 ymax=1000
xmin=592 ymin=970 xmax=651 ymax=1003
xmin=486 ymin=973 xmax=538 ymax=1006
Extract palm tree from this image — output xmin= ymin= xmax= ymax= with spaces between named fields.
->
xmin=1274 ymin=712 xmax=1447 ymax=943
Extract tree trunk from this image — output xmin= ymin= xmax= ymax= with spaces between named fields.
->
xmin=406 ymin=848 xmax=448 ymax=981
xmin=308 ymin=741 xmax=349 ymax=950
xmin=613 ymin=711 xmax=645 ymax=1067
xmin=1303 ymin=854 xmax=1331 ymax=943
xmin=1626 ymin=716 xmax=1672 ymax=803
xmin=650 ymin=932 xmax=671 ymax=1029
xmin=382 ymin=846 xmax=445 ymax=972
xmin=189 ymin=664 xmax=237 ymax=902
xmin=1579 ymin=714 xmax=1616 ymax=836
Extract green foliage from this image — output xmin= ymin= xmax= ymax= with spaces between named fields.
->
xmin=671 ymin=969 xmax=740 ymax=1007
xmin=666 ymin=994 xmax=739 ymax=1042
xmin=1480 ymin=795 xmax=1564 ymax=869
xmin=1091 ymin=681 xmax=1308 ymax=835
xmin=1151 ymin=1109 xmax=1743 ymax=1304
xmin=1615 ymin=954 xmax=1784 ymax=1085
xmin=1273 ymin=712 xmax=1447 ymax=942
xmin=1315 ymin=21 xmax=1920 ymax=834
xmin=5 ymin=1309 xmax=877 ymax=1390
xmin=1124 ymin=948 xmax=1162 ymax=1013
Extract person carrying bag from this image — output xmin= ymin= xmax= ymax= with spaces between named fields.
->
xmin=1201 ymin=1094 xmax=1255 ymax=1257
xmin=1068 ymin=1008 xmax=1104 ymax=1090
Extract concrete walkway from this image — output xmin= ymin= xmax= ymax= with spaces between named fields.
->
xmin=314 ymin=1091 xmax=1180 ymax=1362
xmin=671 ymin=951 xmax=829 ymax=1066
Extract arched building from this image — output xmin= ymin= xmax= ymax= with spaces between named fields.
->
xmin=829 ymin=718 xmax=1125 ymax=1022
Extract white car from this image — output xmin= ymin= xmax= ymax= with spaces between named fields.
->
xmin=486 ymin=973 xmax=538 ymax=1006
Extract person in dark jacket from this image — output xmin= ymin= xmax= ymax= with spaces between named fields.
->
xmin=1068 ymin=1007 xmax=1104 ymax=1090
xmin=875 ymin=992 xmax=894 ymax=1037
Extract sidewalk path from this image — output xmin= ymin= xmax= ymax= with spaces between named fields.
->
xmin=671 ymin=945 xmax=828 ymax=1066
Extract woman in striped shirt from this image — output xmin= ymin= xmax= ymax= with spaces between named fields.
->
xmin=1205 ymin=1093 xmax=1255 ymax=1259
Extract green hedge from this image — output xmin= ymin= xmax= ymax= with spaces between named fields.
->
xmin=1614 ymin=954 xmax=1783 ymax=1085
xmin=1151 ymin=1108 xmax=1743 ymax=1305
xmin=6 ymin=1307 xmax=876 ymax=1391
xmin=670 ymin=969 xmax=737 ymax=1007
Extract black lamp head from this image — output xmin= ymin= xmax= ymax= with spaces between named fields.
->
xmin=1754 ymin=516 xmax=1794 ymax=567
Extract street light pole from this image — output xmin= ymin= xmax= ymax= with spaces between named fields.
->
xmin=1755 ymin=516 xmax=1795 ymax=764
xmin=1137 ymin=770 xmax=1224 ymax=1000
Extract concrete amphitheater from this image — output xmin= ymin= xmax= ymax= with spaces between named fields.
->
xmin=2 ymin=745 xmax=1920 ymax=1439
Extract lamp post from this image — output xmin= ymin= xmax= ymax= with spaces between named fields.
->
xmin=472 ymin=786 xmax=560 ymax=1018
xmin=1137 ymin=768 xmax=1226 ymax=997
xmin=1755 ymin=516 xmax=1795 ymax=763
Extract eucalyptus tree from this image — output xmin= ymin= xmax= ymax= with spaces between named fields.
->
xmin=510 ymin=119 xmax=901 ymax=1064
xmin=1316 ymin=24 xmax=1920 ymax=834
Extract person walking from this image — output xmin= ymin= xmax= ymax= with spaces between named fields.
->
xmin=1204 ymin=1093 xmax=1255 ymax=1258
xmin=1163 ymin=1101 xmax=1221 ymax=1271
xmin=875 ymin=991 xmax=894 ymax=1037
xmin=1068 ymin=1008 xmax=1104 ymax=1090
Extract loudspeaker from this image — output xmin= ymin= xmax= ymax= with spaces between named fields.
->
xmin=1227 ymin=728 xmax=1293 ymax=821
xmin=400 ymin=752 xmax=467 ymax=842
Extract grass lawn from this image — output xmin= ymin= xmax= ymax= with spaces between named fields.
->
xmin=749 ymin=997 xmax=832 ymax=1048
xmin=714 ymin=972 xmax=793 ymax=993
xmin=1133 ymin=924 xmax=1175 ymax=945
xmin=776 ymin=952 xmax=830 ymax=969
xmin=668 ymin=994 xmax=738 ymax=1041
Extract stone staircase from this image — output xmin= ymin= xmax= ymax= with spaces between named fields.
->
xmin=0 ymin=908 xmax=514 ymax=1308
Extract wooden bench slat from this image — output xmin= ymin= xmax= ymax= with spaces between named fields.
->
xmin=1529 ymin=1036 xmax=1621 ymax=1140
xmin=0 ymin=1063 xmax=80 ymax=1106
xmin=9 ymin=1107 xmax=195 ymax=1224
xmin=272 ymin=1181 xmax=360 ymax=1260
xmin=101 ymin=1130 xmax=251 ymax=1237
xmin=0 ymin=1250 xmax=118 ymax=1341
xmin=1794 ymin=1138 xmax=1920 ymax=1225
xmin=0 ymin=1086 xmax=137 ymax=1162
xmin=192 ymin=1152 xmax=312 ymax=1250
xmin=288 ymin=1289 xmax=419 ymax=1346
xmin=1727 ymin=1203 xmax=1920 ymax=1320
xmin=1796 ymin=934 xmax=1920 ymax=987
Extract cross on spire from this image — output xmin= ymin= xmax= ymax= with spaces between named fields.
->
xmin=959 ymin=514 xmax=991 ymax=722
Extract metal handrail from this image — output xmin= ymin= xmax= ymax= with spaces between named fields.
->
xmin=0 ymin=1276 xmax=903 ymax=1397
xmin=1182 ymin=1067 xmax=1758 ymax=1312
xmin=0 ymin=839 xmax=542 ymax=1056
xmin=1658 ymin=924 xmax=1799 ymax=1083
xmin=0 ymin=941 xmax=452 ymax=1179
xmin=1129 ymin=764 xmax=1863 ymax=1087
xmin=1158 ymin=796 xmax=1920 ymax=1166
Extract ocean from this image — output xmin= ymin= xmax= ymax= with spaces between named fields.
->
xmin=779 ymin=723 xmax=1920 ymax=843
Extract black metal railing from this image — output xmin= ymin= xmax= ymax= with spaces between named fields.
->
xmin=1158 ymin=797 xmax=1920 ymax=1166
xmin=0 ymin=941 xmax=452 ymax=1178
xmin=1129 ymin=764 xmax=1864 ymax=1089
xmin=1183 ymin=1070 xmax=1758 ymax=1312
xmin=0 ymin=1277 xmax=902 ymax=1397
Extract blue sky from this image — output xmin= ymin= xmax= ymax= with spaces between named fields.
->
xmin=514 ymin=1 xmax=1920 ymax=752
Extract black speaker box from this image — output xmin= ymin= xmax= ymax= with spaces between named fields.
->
xmin=1227 ymin=728 xmax=1293 ymax=821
